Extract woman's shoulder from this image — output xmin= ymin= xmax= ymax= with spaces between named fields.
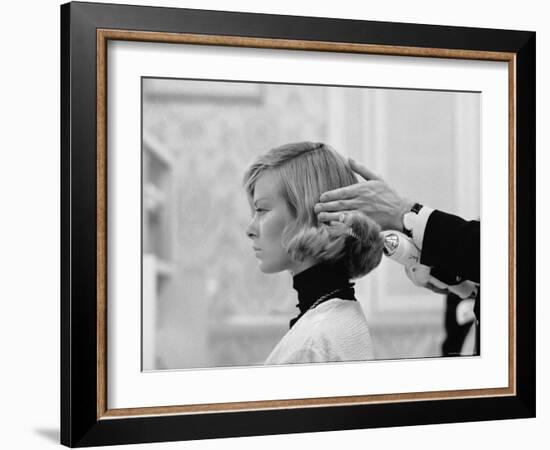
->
xmin=306 ymin=299 xmax=374 ymax=360
xmin=265 ymin=299 xmax=373 ymax=365
xmin=305 ymin=299 xmax=368 ymax=336
xmin=310 ymin=297 xmax=365 ymax=320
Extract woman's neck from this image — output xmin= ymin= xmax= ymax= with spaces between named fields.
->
xmin=288 ymin=261 xmax=356 ymax=328
xmin=292 ymin=261 xmax=353 ymax=305
xmin=288 ymin=258 xmax=316 ymax=277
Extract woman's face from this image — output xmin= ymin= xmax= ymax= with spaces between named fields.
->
xmin=246 ymin=170 xmax=298 ymax=274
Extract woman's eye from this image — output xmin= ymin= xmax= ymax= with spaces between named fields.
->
xmin=255 ymin=208 xmax=267 ymax=215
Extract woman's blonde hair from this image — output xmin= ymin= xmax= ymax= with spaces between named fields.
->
xmin=243 ymin=141 xmax=383 ymax=278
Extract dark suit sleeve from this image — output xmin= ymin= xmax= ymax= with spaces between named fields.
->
xmin=420 ymin=210 xmax=480 ymax=284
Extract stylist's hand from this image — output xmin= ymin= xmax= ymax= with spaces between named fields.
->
xmin=314 ymin=158 xmax=413 ymax=232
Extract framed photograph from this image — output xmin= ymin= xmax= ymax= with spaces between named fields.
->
xmin=61 ymin=1 xmax=535 ymax=447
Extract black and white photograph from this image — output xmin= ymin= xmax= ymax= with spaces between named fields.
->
xmin=141 ymin=78 xmax=481 ymax=371
xmin=55 ymin=1 xmax=537 ymax=447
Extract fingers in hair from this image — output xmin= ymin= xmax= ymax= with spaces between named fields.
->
xmin=318 ymin=185 xmax=356 ymax=203
xmin=314 ymin=199 xmax=356 ymax=213
xmin=317 ymin=210 xmax=354 ymax=223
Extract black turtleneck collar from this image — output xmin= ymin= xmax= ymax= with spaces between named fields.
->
xmin=289 ymin=261 xmax=356 ymax=329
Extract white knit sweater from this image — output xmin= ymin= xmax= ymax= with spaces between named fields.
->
xmin=264 ymin=298 xmax=374 ymax=365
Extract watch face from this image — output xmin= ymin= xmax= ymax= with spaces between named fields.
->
xmin=411 ymin=202 xmax=423 ymax=214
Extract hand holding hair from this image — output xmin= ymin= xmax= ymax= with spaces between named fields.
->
xmin=315 ymin=158 xmax=413 ymax=232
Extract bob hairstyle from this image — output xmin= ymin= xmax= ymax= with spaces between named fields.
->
xmin=243 ymin=141 xmax=384 ymax=279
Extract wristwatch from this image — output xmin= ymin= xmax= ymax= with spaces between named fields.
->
xmin=402 ymin=203 xmax=423 ymax=238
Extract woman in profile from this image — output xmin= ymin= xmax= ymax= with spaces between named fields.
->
xmin=243 ymin=141 xmax=384 ymax=365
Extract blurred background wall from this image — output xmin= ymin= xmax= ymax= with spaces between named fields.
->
xmin=141 ymin=78 xmax=480 ymax=370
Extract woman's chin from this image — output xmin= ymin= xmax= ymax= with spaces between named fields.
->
xmin=258 ymin=264 xmax=274 ymax=274
xmin=258 ymin=262 xmax=282 ymax=274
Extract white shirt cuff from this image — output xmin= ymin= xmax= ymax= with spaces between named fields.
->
xmin=412 ymin=206 xmax=435 ymax=250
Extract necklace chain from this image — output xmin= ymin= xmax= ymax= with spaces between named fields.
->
xmin=309 ymin=287 xmax=348 ymax=310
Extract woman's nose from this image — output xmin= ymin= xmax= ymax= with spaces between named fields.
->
xmin=245 ymin=217 xmax=258 ymax=239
